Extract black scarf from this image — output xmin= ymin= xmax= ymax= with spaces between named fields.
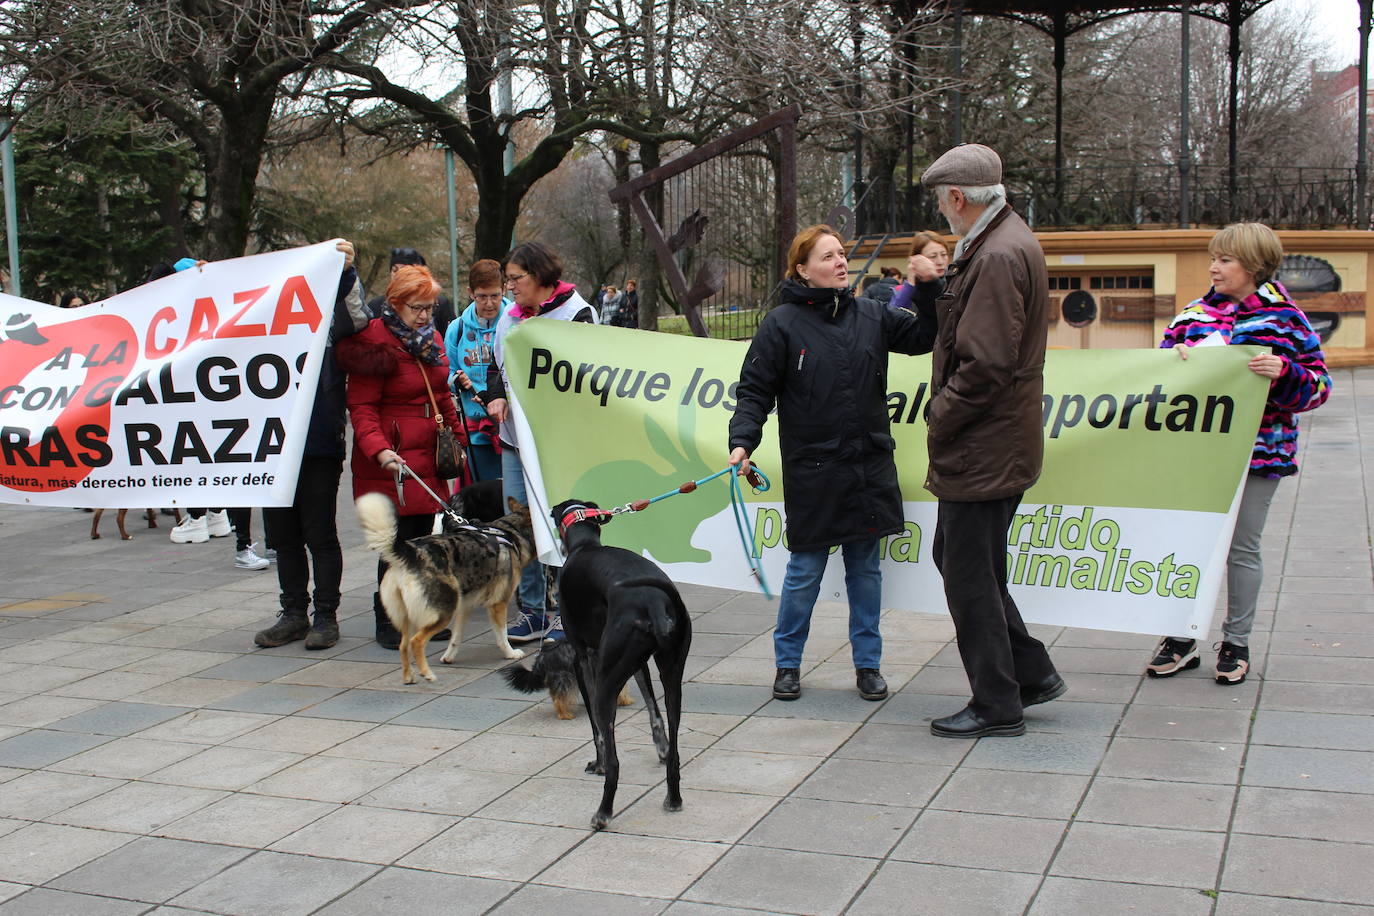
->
xmin=381 ymin=306 xmax=442 ymax=365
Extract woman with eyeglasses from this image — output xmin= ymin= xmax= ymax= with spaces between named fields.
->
xmin=337 ymin=264 xmax=467 ymax=648
xmin=444 ymin=258 xmax=507 ymax=483
xmin=479 ymin=241 xmax=597 ymax=645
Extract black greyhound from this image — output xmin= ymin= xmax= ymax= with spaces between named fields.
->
xmin=552 ymin=498 xmax=692 ymax=831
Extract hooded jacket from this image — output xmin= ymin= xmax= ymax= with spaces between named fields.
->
xmin=444 ymin=300 xmax=504 ymax=446
xmin=729 ymin=280 xmax=936 ymax=552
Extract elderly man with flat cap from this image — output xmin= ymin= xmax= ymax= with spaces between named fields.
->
xmin=918 ymin=143 xmax=1066 ymax=738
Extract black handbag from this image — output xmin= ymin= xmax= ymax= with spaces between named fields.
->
xmin=419 ymin=361 xmax=465 ymax=480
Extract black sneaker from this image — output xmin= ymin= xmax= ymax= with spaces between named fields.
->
xmin=856 ymin=668 xmax=888 ymax=701
xmin=1215 ymin=641 xmax=1250 ymax=684
xmin=1145 ymin=637 xmax=1199 ymax=677
xmin=772 ymin=667 xmax=800 ymax=700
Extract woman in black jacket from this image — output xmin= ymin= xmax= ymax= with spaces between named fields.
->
xmin=729 ymin=225 xmax=936 ymax=702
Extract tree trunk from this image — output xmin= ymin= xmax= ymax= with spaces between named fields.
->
xmin=201 ymin=101 xmax=274 ymax=260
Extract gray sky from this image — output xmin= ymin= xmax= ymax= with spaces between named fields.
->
xmin=1279 ymin=0 xmax=1362 ymax=65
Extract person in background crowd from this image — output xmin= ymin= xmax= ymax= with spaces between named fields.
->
xmin=58 ymin=291 xmax=88 ymax=308
xmin=229 ymin=508 xmax=270 ymax=570
xmin=919 ymin=143 xmax=1066 ymax=739
xmin=891 ymin=231 xmax=952 ymax=313
xmin=616 ymin=278 xmax=640 ymax=328
xmin=445 ymin=258 xmax=505 ymax=483
xmin=480 ymin=241 xmax=597 ymax=645
xmin=600 ymin=284 xmax=622 ymax=324
xmin=255 ymin=240 xmax=370 ymax=649
xmin=729 ymin=224 xmax=936 ymax=704
xmin=339 ymin=264 xmax=466 ymax=649
xmin=1145 ymin=222 xmax=1331 ymax=684
xmin=865 ymin=267 xmax=901 ymax=305
xmin=368 ymin=247 xmax=456 ymax=336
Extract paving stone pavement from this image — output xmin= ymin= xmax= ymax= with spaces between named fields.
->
xmin=0 ymin=367 xmax=1370 ymax=915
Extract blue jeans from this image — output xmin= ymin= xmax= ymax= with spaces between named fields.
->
xmin=774 ymin=538 xmax=883 ymax=669
xmin=501 ymin=445 xmax=546 ymax=613
xmin=467 ymin=442 xmax=501 ymax=484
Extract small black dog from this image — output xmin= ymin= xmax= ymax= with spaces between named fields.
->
xmin=503 ymin=639 xmax=634 ymax=720
xmin=443 ymin=478 xmax=505 ymax=530
xmin=550 ymin=497 xmax=692 ymax=831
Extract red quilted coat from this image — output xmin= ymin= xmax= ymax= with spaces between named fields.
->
xmin=336 ymin=319 xmax=465 ymax=516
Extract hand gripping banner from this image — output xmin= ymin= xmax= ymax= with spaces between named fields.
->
xmin=502 ymin=321 xmax=1269 ymax=637
xmin=0 ymin=242 xmax=343 ymax=509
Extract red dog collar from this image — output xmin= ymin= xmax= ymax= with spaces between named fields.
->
xmin=559 ymin=505 xmax=614 ymax=539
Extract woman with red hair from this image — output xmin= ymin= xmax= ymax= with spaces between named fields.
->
xmin=337 ymin=264 xmax=466 ymax=648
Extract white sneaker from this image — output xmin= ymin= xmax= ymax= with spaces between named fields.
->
xmin=207 ymin=510 xmax=232 ymax=538
xmin=170 ymin=514 xmax=209 ymax=544
xmin=234 ymin=546 xmax=270 ymax=570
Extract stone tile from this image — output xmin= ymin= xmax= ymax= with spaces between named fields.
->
xmin=318 ymin=724 xmax=474 ymax=765
xmin=316 ymin=867 xmax=515 ymax=915
xmin=794 ymin=758 xmax=947 ymax=807
xmin=270 ymin=804 xmax=456 ymax=865
xmin=50 ymin=781 xmax=224 ymax=833
xmin=931 ymin=769 xmax=1088 ymax=820
xmin=1051 ymin=821 xmax=1224 ymax=888
xmin=538 ymin=832 xmax=725 ymax=898
xmin=835 ymin=719 xmax=974 ymax=766
xmin=712 ymin=716 xmax=857 ymax=757
xmin=247 ymin=755 xmax=411 ymax=803
xmin=208 ymin=683 xmax=343 ymax=715
xmin=1242 ymin=746 xmax=1374 ymax=794
xmin=136 ymin=709 xmax=278 ymax=744
xmin=678 ymin=749 xmax=822 ymax=796
xmin=612 ymin=787 xmax=777 ymax=843
xmin=0 ymin=822 xmax=134 ymax=884
xmin=225 ymin=716 xmax=373 ymax=754
xmin=195 ymin=655 xmax=318 ymax=682
xmin=1252 ymin=710 xmax=1374 ymax=752
xmin=0 ymin=883 xmax=39 ymax=906
xmin=297 ymin=688 xmax=433 ymax=723
xmin=0 ymin=729 xmax=110 ymax=768
xmin=49 ymin=836 xmax=250 ymax=903
xmin=145 ymin=745 xmax=305 ymax=790
xmin=159 ymin=793 xmax=337 ymax=848
xmin=169 ymin=850 xmax=378 ymax=916
xmin=1233 ymin=786 xmax=1374 ymax=844
xmin=45 ymin=701 xmax=187 ymax=736
xmin=0 ymin=888 xmax=149 ymax=915
xmin=752 ymin=687 xmax=891 ymax=723
xmin=1028 ymin=877 xmax=1215 ymax=915
xmin=47 ymin=736 xmax=205 ymax=779
xmin=117 ymin=625 xmax=226 ymax=649
xmin=359 ymin=764 xmax=524 ymax=815
xmin=1098 ymin=736 xmax=1245 ymax=784
xmin=49 ymin=670 xmax=177 ymax=700
xmin=892 ymin=810 xmax=1066 ymax=873
xmin=683 ymin=845 xmax=876 ymax=915
xmin=1222 ymin=833 xmax=1374 ymax=905
xmin=1265 ymin=655 xmax=1374 ymax=685
xmin=429 ymin=732 xmax=582 ymax=775
xmin=133 ymin=676 xmax=263 ymax=708
xmin=273 ymin=660 xmax=394 ymax=688
xmin=1134 ymin=673 xmax=1261 ymax=708
xmin=743 ymin=797 xmax=916 ymax=858
xmin=60 ymin=643 xmax=161 ymax=671
xmin=1214 ymin=893 xmax=1374 ymax=915
xmin=0 ymin=770 xmax=123 ymax=820
xmin=398 ymin=819 xmax=584 ymax=881
xmin=476 ymin=775 xmax=654 ymax=830
xmin=0 ymin=694 xmax=103 ymax=728
xmin=1077 ymin=776 xmax=1234 ymax=831
xmin=390 ymin=695 xmax=532 ymax=730
xmin=847 ymin=861 xmax=1039 ymax=916
xmin=1022 ymin=700 xmax=1124 ymax=736
xmin=499 ymin=884 xmax=664 ymax=915
xmin=961 ymin=732 xmax=1109 ymax=775
xmin=679 ymin=683 xmax=769 ymax=716
xmin=1117 ymin=704 xmax=1253 ymax=743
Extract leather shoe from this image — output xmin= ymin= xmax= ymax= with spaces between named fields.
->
xmin=1020 ymin=673 xmax=1067 ymax=707
xmin=856 ymin=668 xmax=888 ymax=701
xmin=772 ymin=667 xmax=800 ymax=700
xmin=931 ymin=706 xmax=1025 ymax=738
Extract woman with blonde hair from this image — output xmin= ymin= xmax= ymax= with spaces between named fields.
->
xmin=1145 ymin=222 xmax=1330 ymax=684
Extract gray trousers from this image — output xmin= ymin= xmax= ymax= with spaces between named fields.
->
xmin=1221 ymin=474 xmax=1282 ymax=647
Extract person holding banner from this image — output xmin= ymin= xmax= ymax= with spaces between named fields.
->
xmin=481 ymin=241 xmax=598 ymax=645
xmin=728 ymin=224 xmax=936 ymax=703
xmin=444 ymin=259 xmax=505 ymax=484
xmin=255 ymin=239 xmax=370 ymax=650
xmin=338 ymin=263 xmax=466 ymax=650
xmin=920 ymin=143 xmax=1065 ymax=739
xmin=1145 ymin=222 xmax=1331 ymax=685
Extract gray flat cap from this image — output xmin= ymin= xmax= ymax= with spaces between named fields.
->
xmin=921 ymin=143 xmax=1002 ymax=187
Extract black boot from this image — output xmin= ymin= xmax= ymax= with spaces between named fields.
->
xmin=374 ymin=597 xmax=401 ymax=650
xmin=255 ymin=608 xmax=309 ymax=648
xmin=772 ymin=667 xmax=801 ymax=700
xmin=305 ymin=607 xmax=340 ymax=650
xmin=856 ymin=668 xmax=888 ymax=701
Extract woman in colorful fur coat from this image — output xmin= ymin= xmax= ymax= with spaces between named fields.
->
xmin=336 ymin=264 xmax=465 ymax=649
xmin=1145 ymin=222 xmax=1331 ymax=685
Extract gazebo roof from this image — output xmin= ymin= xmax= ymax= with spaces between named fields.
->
xmin=924 ymin=0 xmax=1275 ymax=34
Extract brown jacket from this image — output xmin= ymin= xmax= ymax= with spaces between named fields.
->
xmin=925 ymin=204 xmax=1048 ymax=501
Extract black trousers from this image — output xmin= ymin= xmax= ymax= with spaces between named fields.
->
xmin=263 ymin=456 xmax=344 ymax=615
xmin=932 ymin=493 xmax=1057 ymax=721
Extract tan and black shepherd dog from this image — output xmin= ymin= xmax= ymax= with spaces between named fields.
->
xmin=356 ymin=492 xmax=537 ymax=685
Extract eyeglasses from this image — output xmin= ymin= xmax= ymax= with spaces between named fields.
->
xmin=404 ymin=302 xmax=436 ymax=315
xmin=473 ymin=293 xmax=502 ymax=302
xmin=504 ymin=272 xmax=529 ymax=286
